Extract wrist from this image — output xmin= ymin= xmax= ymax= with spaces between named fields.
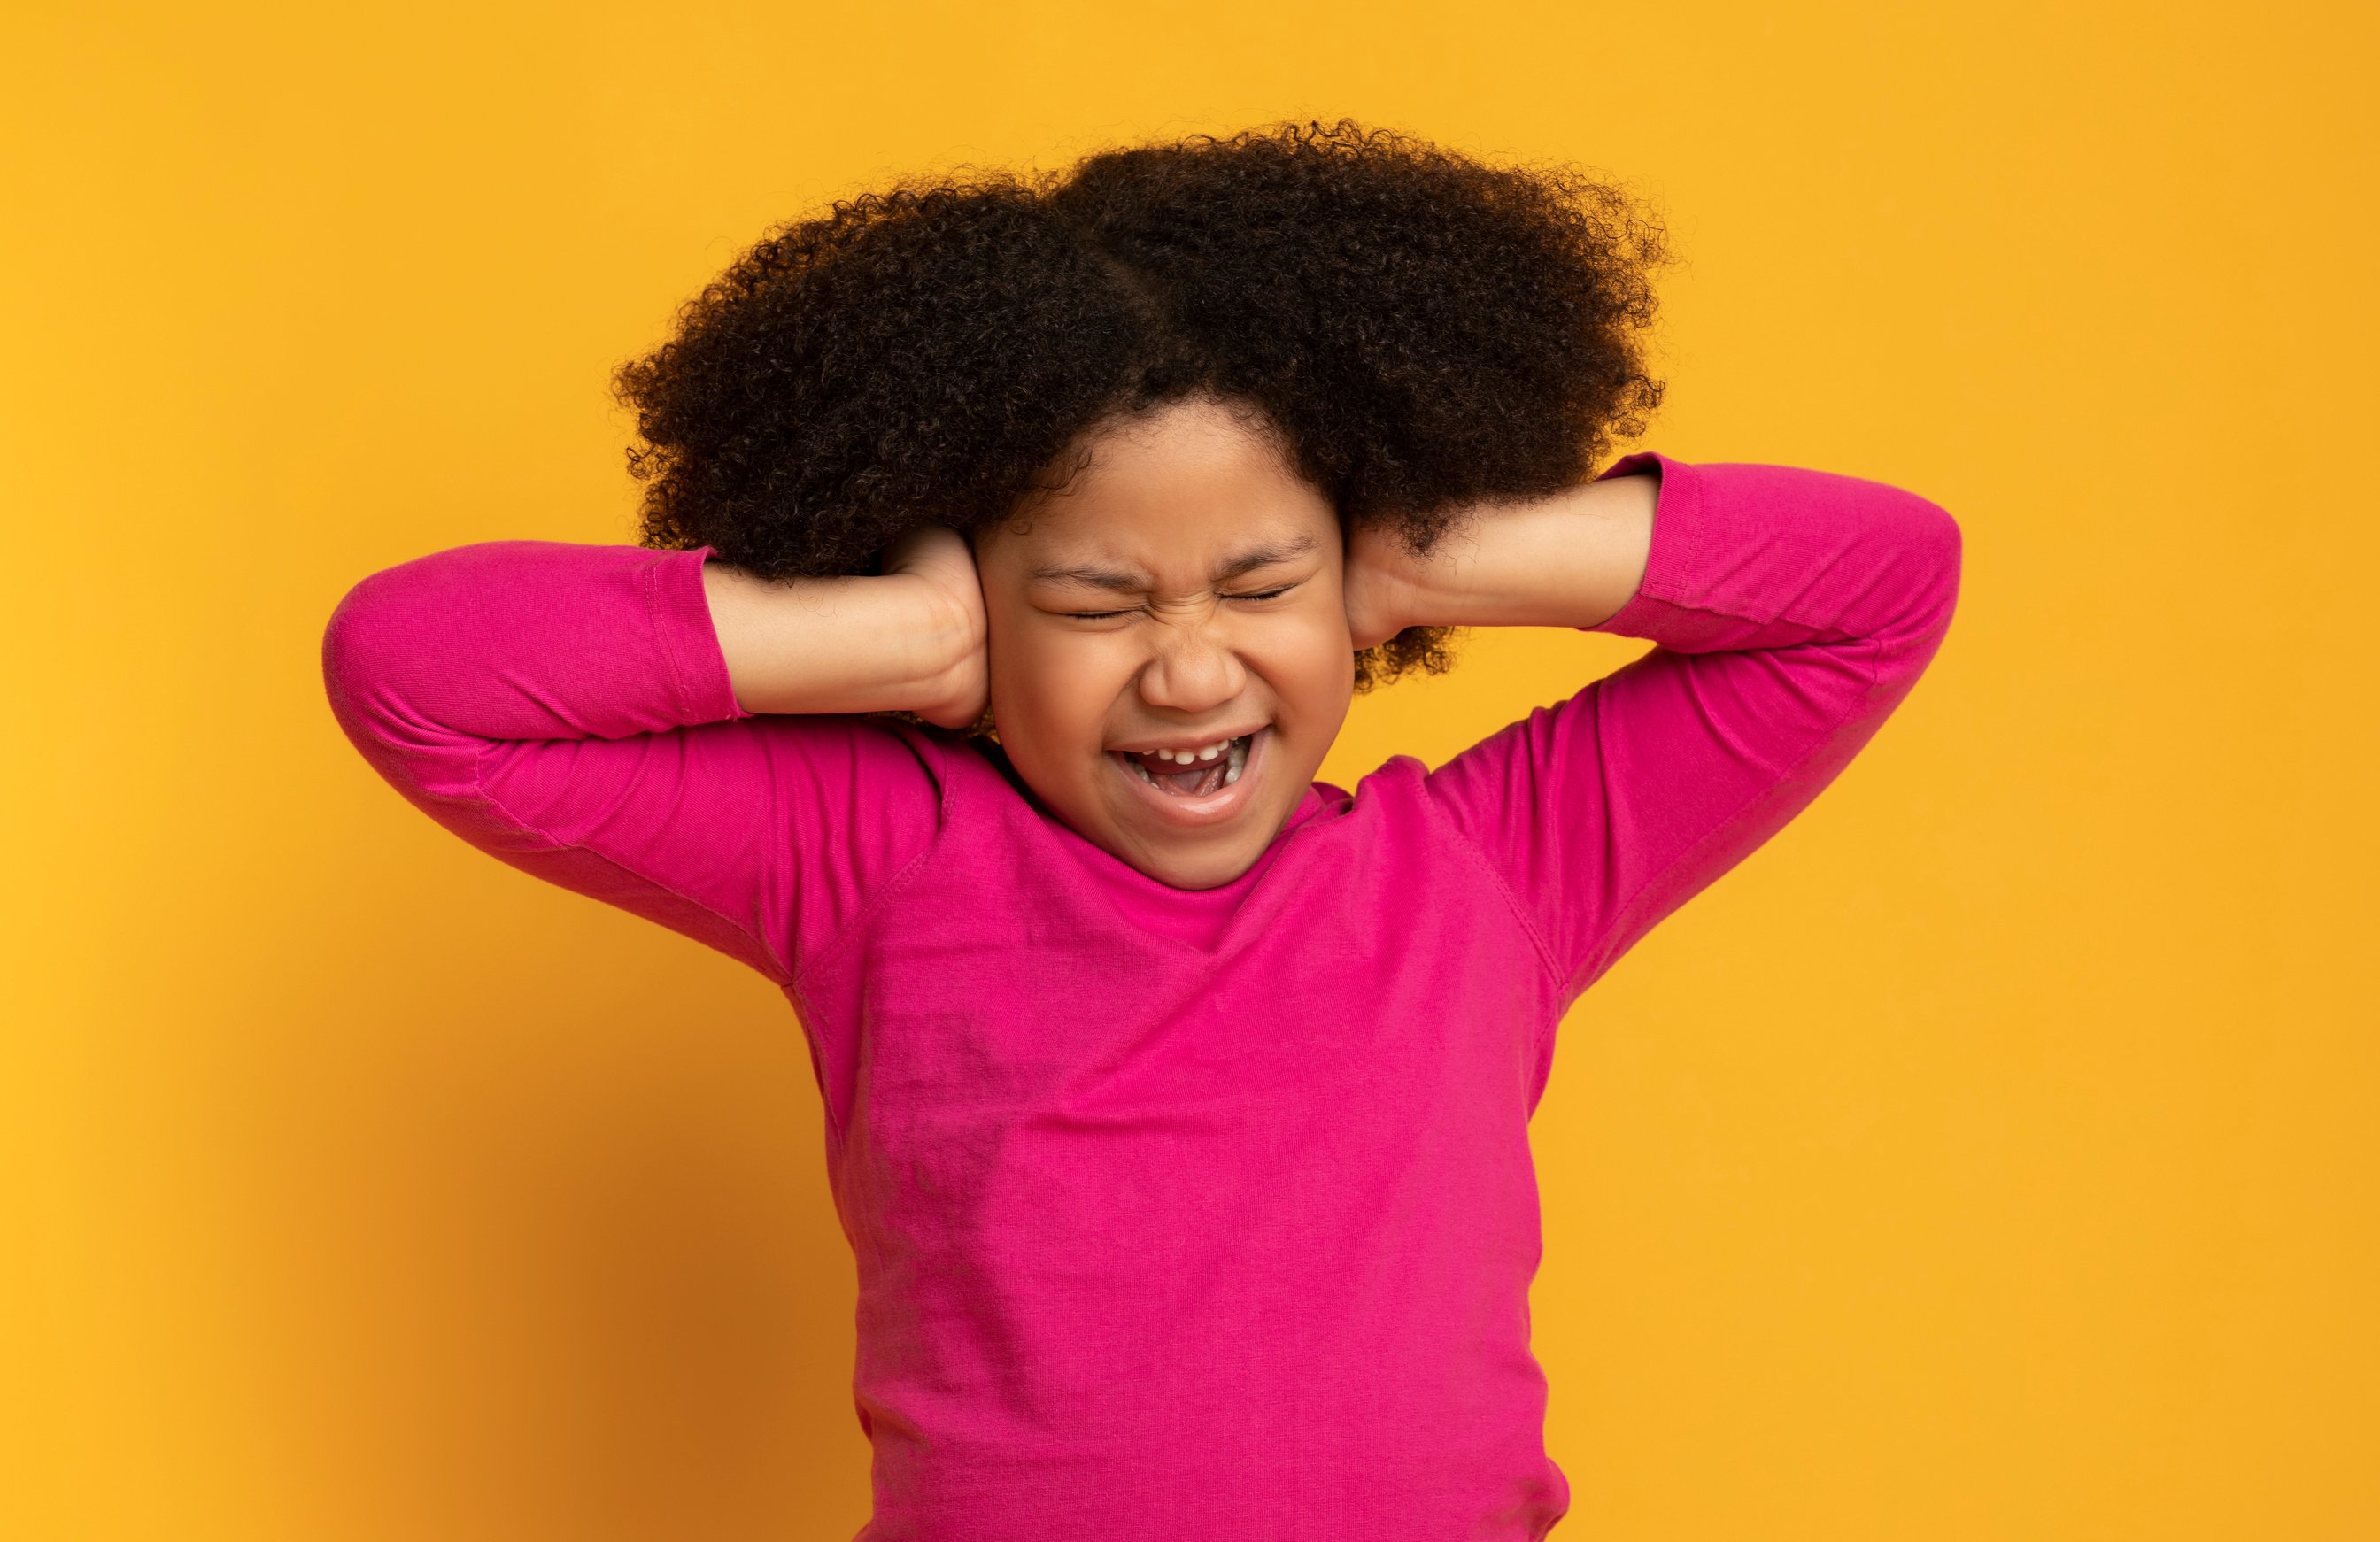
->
xmin=1386 ymin=526 xmax=1483 ymax=630
xmin=886 ymin=570 xmax=985 ymax=684
xmin=1346 ymin=523 xmax=1466 ymax=649
xmin=882 ymin=570 xmax=989 ymax=728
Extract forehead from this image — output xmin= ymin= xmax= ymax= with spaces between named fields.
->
xmin=986 ymin=398 xmax=1337 ymax=575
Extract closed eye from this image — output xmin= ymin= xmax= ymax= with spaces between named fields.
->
xmin=1055 ymin=582 xmax=1298 ymax=621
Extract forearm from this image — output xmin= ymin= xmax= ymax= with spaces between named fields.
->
xmin=701 ymin=564 xmax=976 ymax=717
xmin=1421 ymin=455 xmax=1964 ymax=1006
xmin=321 ymin=538 xmax=950 ymax=991
xmin=1364 ymin=471 xmax=1658 ymax=637
xmin=1580 ymin=455 xmax=1962 ymax=657
xmin=1383 ymin=454 xmax=1959 ymax=655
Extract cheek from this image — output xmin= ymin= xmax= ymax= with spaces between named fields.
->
xmin=1256 ymin=605 xmax=1357 ymax=723
xmin=989 ymin=625 xmax=1129 ymax=759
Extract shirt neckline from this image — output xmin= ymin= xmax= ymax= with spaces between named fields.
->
xmin=963 ymin=737 xmax=1342 ymax=946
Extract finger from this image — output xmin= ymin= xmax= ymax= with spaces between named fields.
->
xmin=885 ymin=523 xmax=967 ymax=577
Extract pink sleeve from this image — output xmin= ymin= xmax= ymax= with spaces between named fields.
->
xmin=1425 ymin=454 xmax=1964 ymax=1007
xmin=320 ymin=539 xmax=943 ymax=986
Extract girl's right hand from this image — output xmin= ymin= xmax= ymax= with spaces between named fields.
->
xmin=884 ymin=525 xmax=991 ymax=730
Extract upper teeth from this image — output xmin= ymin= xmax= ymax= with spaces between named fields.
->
xmin=1151 ymin=739 xmax=1235 ymax=763
xmin=1120 ymin=734 xmax=1254 ymax=790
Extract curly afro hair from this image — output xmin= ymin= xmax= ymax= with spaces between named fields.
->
xmin=614 ymin=119 xmax=1665 ymax=691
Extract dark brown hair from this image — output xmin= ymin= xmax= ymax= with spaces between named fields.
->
xmin=614 ymin=120 xmax=1665 ymax=690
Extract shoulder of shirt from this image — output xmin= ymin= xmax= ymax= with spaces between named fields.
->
xmin=1305 ymin=753 xmax=1434 ymax=821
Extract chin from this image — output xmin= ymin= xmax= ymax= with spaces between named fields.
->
xmin=1127 ymin=832 xmax=1270 ymax=891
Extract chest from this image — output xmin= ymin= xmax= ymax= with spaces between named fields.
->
xmin=796 ymin=814 xmax=1550 ymax=1168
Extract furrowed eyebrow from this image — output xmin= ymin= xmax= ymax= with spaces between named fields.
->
xmin=1210 ymin=536 xmax=1319 ymax=582
xmin=1027 ymin=564 xmax=1148 ymax=593
xmin=1026 ymin=536 xmax=1320 ymax=592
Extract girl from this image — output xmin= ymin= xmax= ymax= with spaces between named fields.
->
xmin=323 ymin=121 xmax=1960 ymax=1540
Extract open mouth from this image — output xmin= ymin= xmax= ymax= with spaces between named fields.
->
xmin=1112 ymin=732 xmax=1256 ymax=798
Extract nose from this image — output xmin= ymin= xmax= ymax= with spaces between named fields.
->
xmin=1136 ymin=608 xmax=1248 ymax=715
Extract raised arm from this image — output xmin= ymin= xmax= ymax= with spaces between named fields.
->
xmin=1402 ymin=453 xmax=1963 ymax=1006
xmin=699 ymin=525 xmax=988 ymax=722
xmin=320 ymin=530 xmax=983 ymax=983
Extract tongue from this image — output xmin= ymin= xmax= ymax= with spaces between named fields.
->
xmin=1155 ymin=760 xmax=1225 ymax=797
xmin=1136 ymin=753 xmax=1225 ymax=797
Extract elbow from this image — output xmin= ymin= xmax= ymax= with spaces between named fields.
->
xmin=1882 ymin=488 xmax=1964 ymax=654
xmin=1916 ymin=493 xmax=1964 ymax=627
xmin=320 ymin=569 xmax=403 ymax=747
xmin=319 ymin=555 xmax=460 ymax=752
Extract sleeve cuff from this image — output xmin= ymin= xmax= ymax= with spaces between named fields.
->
xmin=650 ymin=544 xmax=753 ymax=723
xmin=1585 ymin=451 xmax=1709 ymax=643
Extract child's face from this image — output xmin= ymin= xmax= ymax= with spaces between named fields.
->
xmin=973 ymin=397 xmax=1355 ymax=889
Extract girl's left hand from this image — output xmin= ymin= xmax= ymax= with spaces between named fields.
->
xmin=1343 ymin=520 xmax=1469 ymax=650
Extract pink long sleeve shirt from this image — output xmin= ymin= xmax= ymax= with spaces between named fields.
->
xmin=322 ymin=454 xmax=1960 ymax=1539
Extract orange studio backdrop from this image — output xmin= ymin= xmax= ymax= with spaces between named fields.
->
xmin=4 ymin=3 xmax=2374 ymax=1538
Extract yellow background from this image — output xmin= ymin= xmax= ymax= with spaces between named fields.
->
xmin=5 ymin=2 xmax=2374 ymax=1538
